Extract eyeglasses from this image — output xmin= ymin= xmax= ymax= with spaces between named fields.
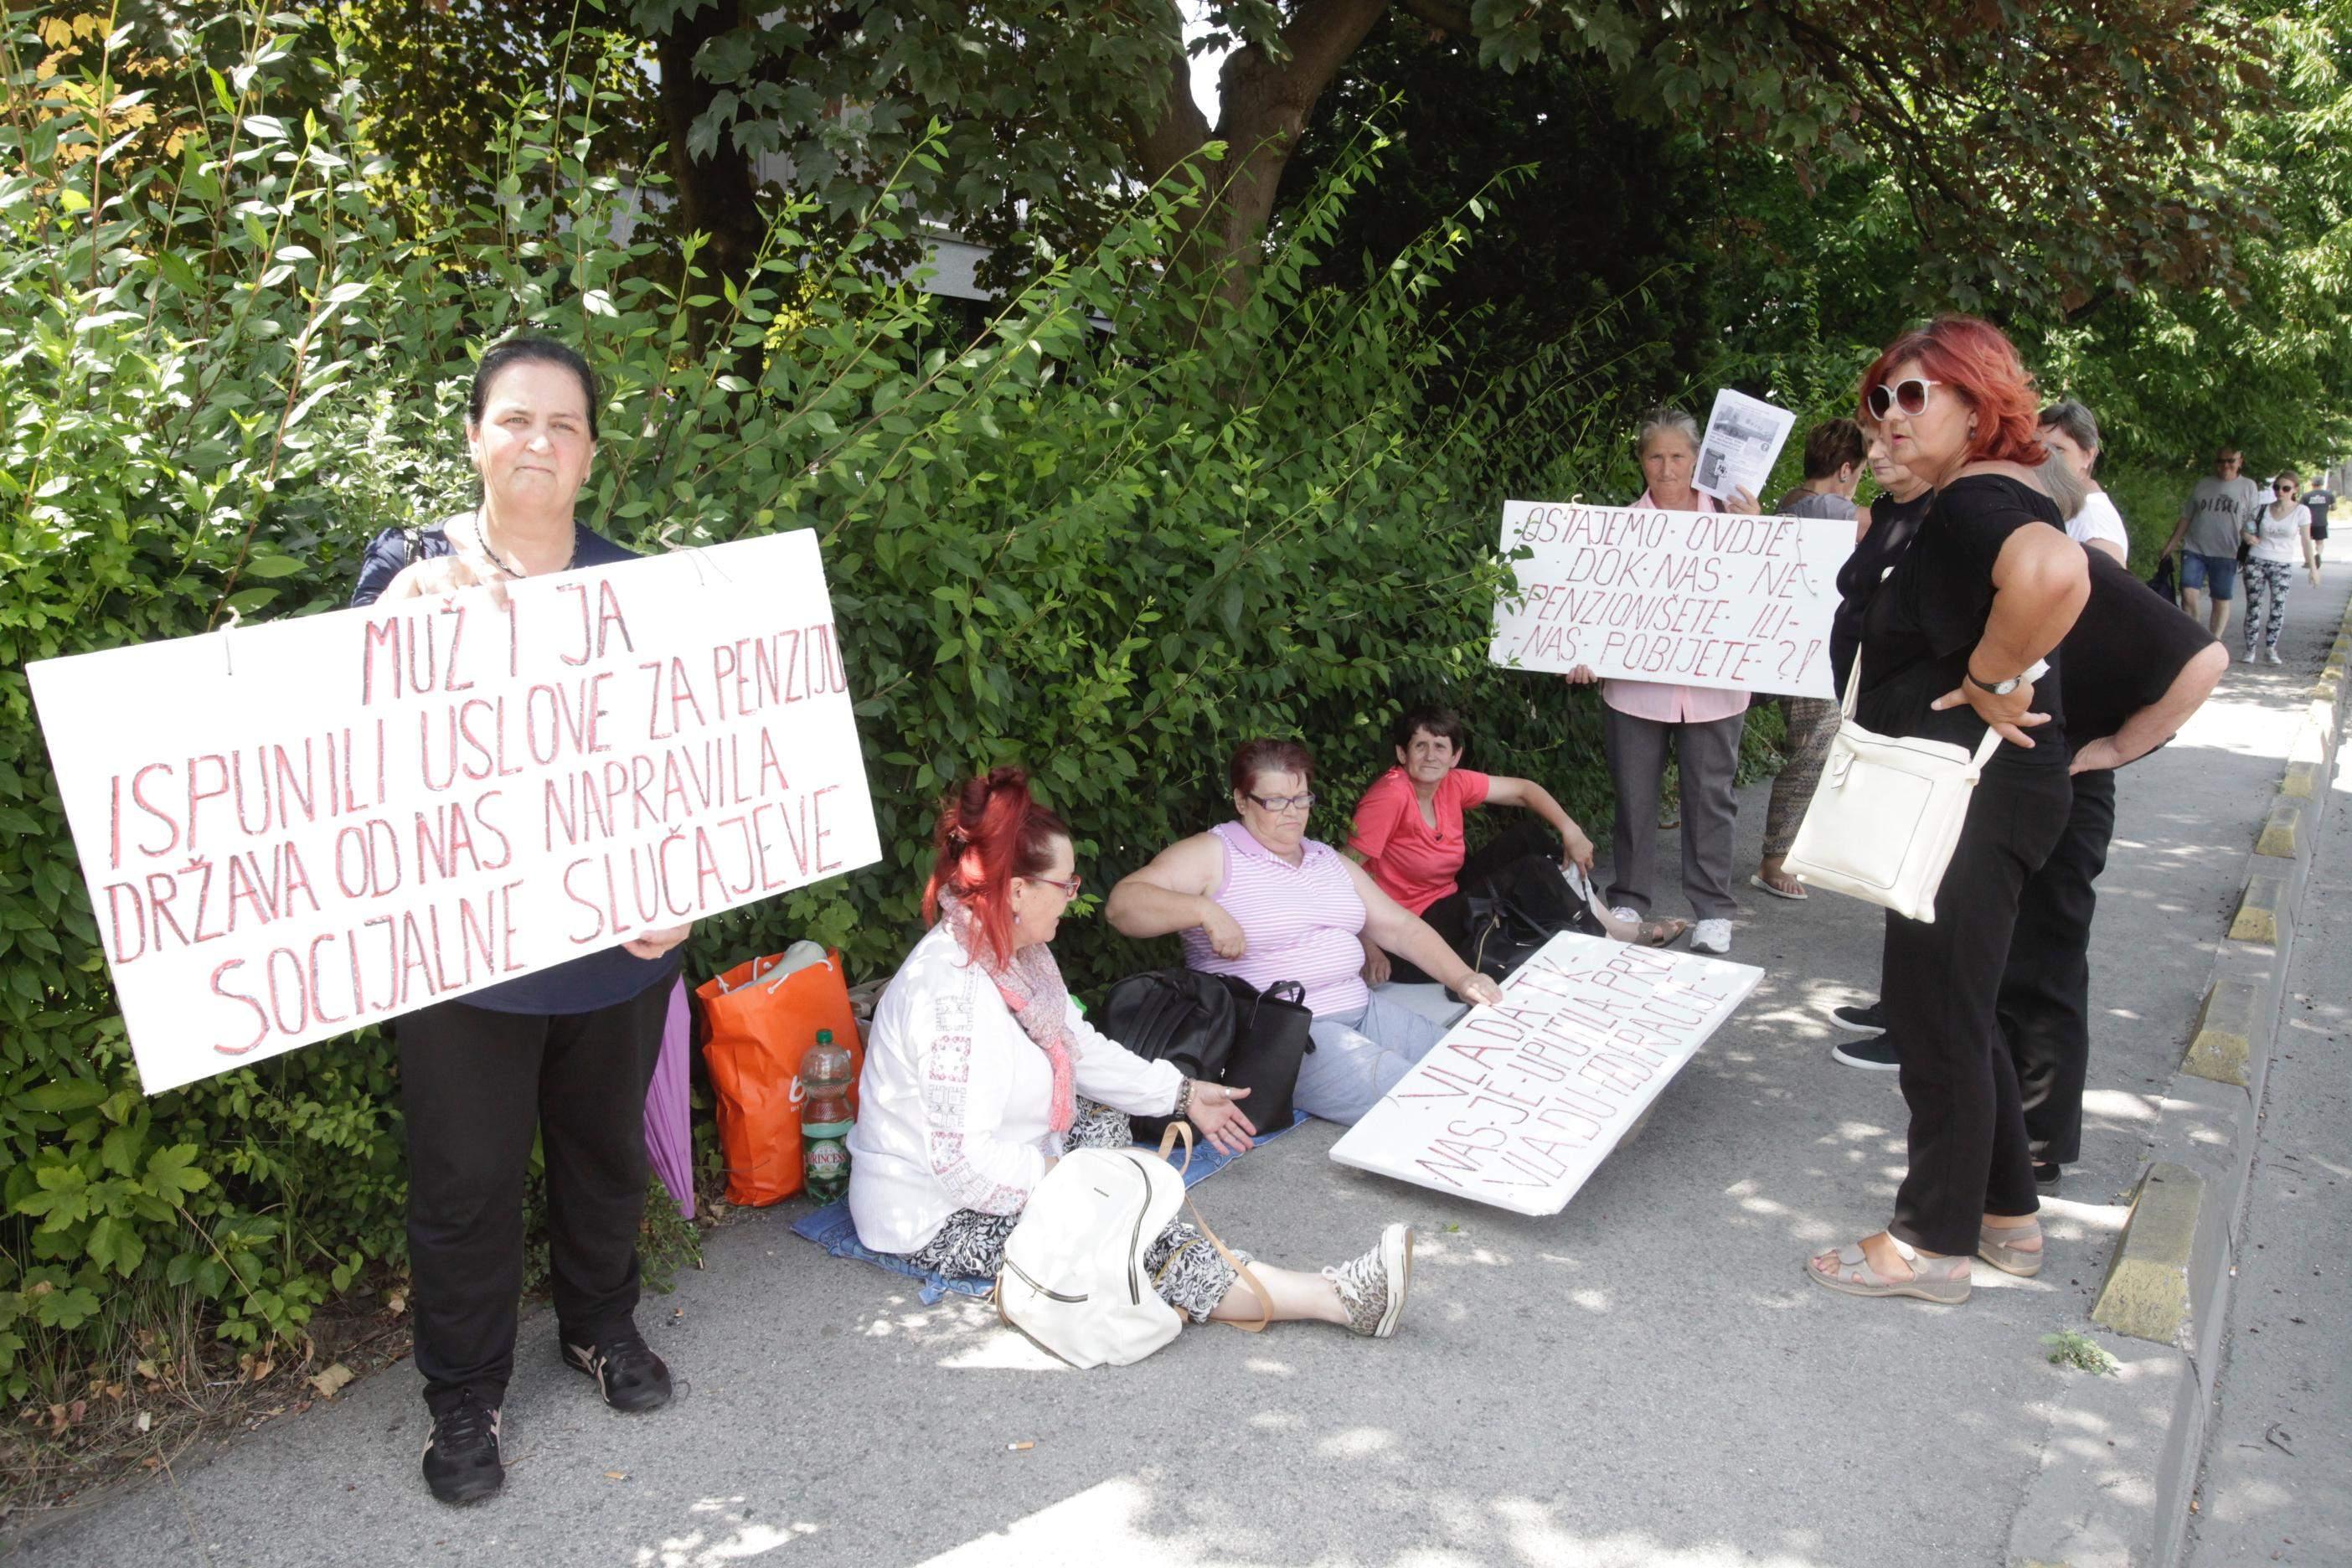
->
xmin=1029 ymin=872 xmax=1083 ymax=896
xmin=1245 ymin=792 xmax=1317 ymax=814
xmin=1865 ymin=378 xmax=1943 ymax=420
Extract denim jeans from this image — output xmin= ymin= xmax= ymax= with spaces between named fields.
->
xmin=1297 ymin=990 xmax=1454 ymax=1124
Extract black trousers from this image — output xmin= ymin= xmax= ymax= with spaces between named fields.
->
xmin=1389 ymin=820 xmax=1560 ymax=984
xmin=1996 ymin=767 xmax=2117 ymax=1167
xmin=1885 ymin=763 xmax=2071 ymax=1256
xmin=400 ymin=983 xmax=670 ymax=1415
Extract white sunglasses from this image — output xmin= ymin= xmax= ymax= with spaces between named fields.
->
xmin=1865 ymin=377 xmax=1944 ymax=420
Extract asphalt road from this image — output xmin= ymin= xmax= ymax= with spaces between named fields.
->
xmin=13 ymin=569 xmax=2348 ymax=1568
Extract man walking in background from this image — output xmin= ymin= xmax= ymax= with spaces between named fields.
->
xmin=2303 ymin=472 xmax=2334 ymax=569
xmin=2162 ymin=447 xmax=2259 ymax=638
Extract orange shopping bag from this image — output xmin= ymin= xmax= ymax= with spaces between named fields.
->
xmin=697 ymin=950 xmax=864 ymax=1206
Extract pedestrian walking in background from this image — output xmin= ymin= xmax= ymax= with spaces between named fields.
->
xmin=2161 ymin=447 xmax=2258 ymax=638
xmin=2241 ymin=471 xmax=2316 ymax=663
xmin=2301 ymin=474 xmax=2333 ymax=565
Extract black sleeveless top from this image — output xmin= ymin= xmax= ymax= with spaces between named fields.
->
xmin=1830 ymin=490 xmax=1932 ymax=696
xmin=1858 ymin=475 xmax=2071 ymax=771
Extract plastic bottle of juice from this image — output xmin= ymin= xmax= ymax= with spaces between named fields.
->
xmin=799 ymin=1029 xmax=855 ymax=1202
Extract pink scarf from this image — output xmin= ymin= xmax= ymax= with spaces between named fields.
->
xmin=940 ymin=890 xmax=1075 ymax=1134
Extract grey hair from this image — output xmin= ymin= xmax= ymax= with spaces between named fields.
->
xmin=2038 ymin=451 xmax=2091 ymax=523
xmin=2037 ymin=400 xmax=2101 ymax=457
xmin=1635 ymin=405 xmax=1701 ymax=454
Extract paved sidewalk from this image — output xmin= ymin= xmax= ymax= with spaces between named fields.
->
xmin=13 ymin=569 xmax=2349 ymax=1568
xmin=2182 ymin=721 xmax=2352 ymax=1567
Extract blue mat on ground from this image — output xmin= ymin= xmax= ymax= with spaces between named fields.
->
xmin=789 ymin=1109 xmax=1310 ymax=1304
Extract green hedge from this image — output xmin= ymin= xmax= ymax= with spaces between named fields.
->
xmin=0 ymin=13 xmax=1675 ymax=1392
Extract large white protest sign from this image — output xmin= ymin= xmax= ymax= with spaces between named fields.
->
xmin=28 ymin=530 xmax=880 ymax=1094
xmin=1693 ymin=387 xmax=1795 ymax=503
xmin=1488 ymin=500 xmax=1850 ymax=698
xmin=1328 ymin=932 xmax=1761 ymax=1215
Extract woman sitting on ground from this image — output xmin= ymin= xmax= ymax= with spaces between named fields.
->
xmin=848 ymin=767 xmax=1416 ymax=1338
xmin=1106 ymin=739 xmax=1507 ymax=1126
xmin=1349 ymin=704 xmax=1686 ymax=985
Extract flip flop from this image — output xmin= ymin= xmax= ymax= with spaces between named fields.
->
xmin=1804 ymin=1237 xmax=1971 ymax=1304
xmin=1749 ymin=872 xmax=1808 ymax=901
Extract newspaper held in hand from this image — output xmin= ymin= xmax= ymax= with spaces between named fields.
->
xmin=1693 ymin=388 xmax=1796 ymax=503
xmin=1328 ymin=931 xmax=1761 ymax=1215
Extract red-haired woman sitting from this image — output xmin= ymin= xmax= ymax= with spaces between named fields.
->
xmin=848 ymin=768 xmax=1417 ymax=1338
xmin=1806 ymin=316 xmax=2091 ymax=1305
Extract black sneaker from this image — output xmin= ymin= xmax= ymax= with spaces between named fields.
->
xmin=1831 ymin=1034 xmax=1901 ymax=1070
xmin=562 ymin=1323 xmax=673 ymax=1413
xmin=421 ymin=1392 xmax=503 ymax=1505
xmin=2034 ymin=1161 xmax=2063 ymax=1192
xmin=1831 ymin=1000 xmax=1886 ymax=1035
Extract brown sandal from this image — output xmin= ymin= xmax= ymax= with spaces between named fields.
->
xmin=1805 ymin=1236 xmax=1972 ymax=1304
xmin=1634 ymin=917 xmax=1689 ymax=947
xmin=1978 ymin=1220 xmax=2045 ymax=1277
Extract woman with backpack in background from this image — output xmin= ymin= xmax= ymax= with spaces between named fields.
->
xmin=848 ymin=767 xmax=1417 ymax=1339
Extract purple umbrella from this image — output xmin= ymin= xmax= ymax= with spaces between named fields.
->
xmin=643 ymin=978 xmax=695 ymax=1220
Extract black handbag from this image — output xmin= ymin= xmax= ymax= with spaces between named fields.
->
xmin=1101 ymin=969 xmax=1238 ymax=1141
xmin=1464 ymin=854 xmax=1605 ymax=983
xmin=1214 ymin=976 xmax=1313 ymax=1132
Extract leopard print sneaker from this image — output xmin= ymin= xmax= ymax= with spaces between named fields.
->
xmin=1324 ymin=1223 xmax=1413 ymax=1338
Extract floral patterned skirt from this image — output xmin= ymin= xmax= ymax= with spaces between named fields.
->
xmin=901 ymin=1101 xmax=1248 ymax=1323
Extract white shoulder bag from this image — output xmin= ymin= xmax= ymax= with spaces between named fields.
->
xmin=1782 ymin=653 xmax=2003 ymax=923
xmin=994 ymin=1125 xmax=1268 ymax=1369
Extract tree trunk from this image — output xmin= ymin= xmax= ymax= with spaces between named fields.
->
xmin=1137 ymin=0 xmax=1392 ymax=313
xmin=652 ymin=6 xmax=763 ymax=371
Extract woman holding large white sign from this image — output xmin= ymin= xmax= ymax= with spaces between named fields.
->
xmin=350 ymin=338 xmax=692 ymax=1505
xmin=1804 ymin=317 xmax=2089 ymax=1305
xmin=1561 ymin=407 xmax=1760 ymax=957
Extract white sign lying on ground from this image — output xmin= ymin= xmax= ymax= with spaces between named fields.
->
xmin=28 ymin=529 xmax=879 ymax=1093
xmin=1329 ymin=932 xmax=1762 ymax=1215
xmin=1488 ymin=500 xmax=1850 ymax=697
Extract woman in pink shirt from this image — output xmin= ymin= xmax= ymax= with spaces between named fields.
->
xmin=1564 ymin=405 xmax=1760 ymax=957
xmin=1107 ymin=740 xmax=1504 ymax=1124
xmin=1348 ymin=705 xmax=1689 ymax=983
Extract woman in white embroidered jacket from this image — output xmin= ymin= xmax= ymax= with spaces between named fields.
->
xmin=848 ymin=767 xmax=1416 ymax=1338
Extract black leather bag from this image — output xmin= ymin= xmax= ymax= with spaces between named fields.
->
xmin=1101 ymin=969 xmax=1237 ymax=1140
xmin=1214 ymin=976 xmax=1313 ymax=1132
xmin=1464 ymin=854 xmax=1605 ymax=982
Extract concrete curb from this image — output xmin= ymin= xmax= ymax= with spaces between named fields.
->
xmin=2009 ymin=590 xmax=2352 ymax=1568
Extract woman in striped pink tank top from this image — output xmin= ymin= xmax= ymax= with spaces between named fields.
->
xmin=1107 ymin=740 xmax=1506 ymax=1124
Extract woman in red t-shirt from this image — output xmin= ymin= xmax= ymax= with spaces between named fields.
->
xmin=1348 ymin=707 xmax=1688 ymax=983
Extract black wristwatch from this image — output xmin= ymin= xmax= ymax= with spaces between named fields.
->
xmin=1966 ymin=668 xmax=2024 ymax=697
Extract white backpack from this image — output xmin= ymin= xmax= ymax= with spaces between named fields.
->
xmin=994 ymin=1126 xmax=1266 ymax=1369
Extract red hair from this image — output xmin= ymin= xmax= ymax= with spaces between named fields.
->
xmin=922 ymin=766 xmax=1070 ymax=968
xmin=1858 ymin=316 xmax=2046 ymax=468
xmin=1228 ymin=738 xmax=1315 ymax=797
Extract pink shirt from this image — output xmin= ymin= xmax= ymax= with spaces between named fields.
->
xmin=1180 ymin=823 xmax=1369 ymax=1019
xmin=1598 ymin=490 xmax=1752 ymax=725
xmin=1349 ymin=766 xmax=1491 ymax=915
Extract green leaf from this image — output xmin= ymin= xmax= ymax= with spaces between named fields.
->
xmin=86 ymin=1215 xmax=146 ymax=1277
xmin=23 ymin=1081 xmax=107 ymax=1114
xmin=144 ymin=1146 xmax=212 ymax=1197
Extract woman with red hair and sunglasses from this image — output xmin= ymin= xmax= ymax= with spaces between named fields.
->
xmin=847 ymin=768 xmax=1420 ymax=1339
xmin=1805 ymin=317 xmax=2092 ymax=1306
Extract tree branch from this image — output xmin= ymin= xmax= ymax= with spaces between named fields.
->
xmin=1395 ymin=0 xmax=1473 ymax=34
